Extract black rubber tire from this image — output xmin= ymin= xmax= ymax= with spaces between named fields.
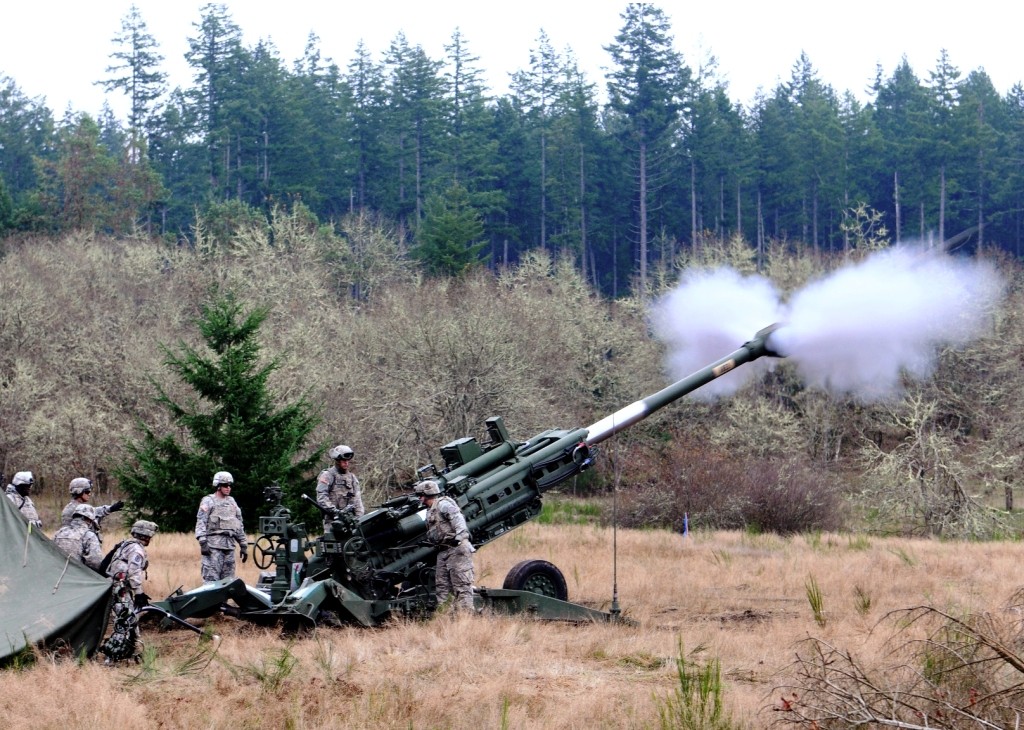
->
xmin=502 ymin=559 xmax=568 ymax=601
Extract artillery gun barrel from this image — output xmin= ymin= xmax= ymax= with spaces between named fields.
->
xmin=584 ymin=324 xmax=783 ymax=446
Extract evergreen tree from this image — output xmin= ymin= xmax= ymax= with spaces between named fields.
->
xmin=115 ymin=292 xmax=322 ymax=532
xmin=291 ymin=33 xmax=353 ymax=219
xmin=684 ymin=54 xmax=753 ymax=247
xmin=1001 ymin=83 xmax=1024 ymax=255
xmin=97 ymin=4 xmax=167 ymax=135
xmin=605 ymin=3 xmax=688 ymax=292
xmin=184 ymin=4 xmax=247 ymax=200
xmin=147 ymin=88 xmax=208 ymax=232
xmin=345 ymin=40 xmax=388 ymax=212
xmin=549 ymin=56 xmax=605 ymax=278
xmin=232 ymin=38 xmax=313 ymax=211
xmin=0 ymin=75 xmax=55 ymax=206
xmin=510 ymin=30 xmax=563 ymax=251
xmin=789 ymin=53 xmax=844 ymax=249
xmin=837 ymin=91 xmax=883 ymax=252
xmin=872 ymin=57 xmax=933 ymax=241
xmin=954 ymin=70 xmax=1007 ymax=253
xmin=383 ymin=34 xmax=446 ymax=230
xmin=926 ymin=49 xmax=963 ymax=244
xmin=414 ymin=182 xmax=487 ymax=276
xmin=0 ymin=174 xmax=13 ymax=234
xmin=440 ymin=30 xmax=503 ymax=217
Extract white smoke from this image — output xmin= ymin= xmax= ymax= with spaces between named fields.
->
xmin=650 ymin=246 xmax=1005 ymax=402
xmin=649 ymin=267 xmax=784 ymax=398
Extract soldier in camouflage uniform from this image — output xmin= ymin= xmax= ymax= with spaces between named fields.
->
xmin=102 ymin=519 xmax=157 ymax=663
xmin=316 ymin=444 xmax=365 ymax=532
xmin=53 ymin=503 xmax=104 ymax=571
xmin=5 ymin=471 xmax=42 ymax=529
xmin=417 ymin=480 xmax=476 ymax=613
xmin=194 ymin=471 xmax=248 ymax=582
xmin=107 ymin=519 xmax=156 ymax=600
xmin=60 ymin=477 xmax=124 ymax=528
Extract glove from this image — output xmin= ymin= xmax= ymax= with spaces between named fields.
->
xmin=109 ymin=500 xmax=125 ymax=513
xmin=134 ymin=592 xmax=150 ymax=609
xmin=458 ymin=539 xmax=475 ymax=556
xmin=240 ymin=546 xmax=248 ymax=564
xmin=199 ymin=539 xmax=210 ymax=556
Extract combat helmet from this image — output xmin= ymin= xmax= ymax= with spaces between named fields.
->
xmin=328 ymin=445 xmax=354 ymax=461
xmin=69 ymin=477 xmax=93 ymax=496
xmin=72 ymin=503 xmax=98 ymax=523
xmin=12 ymin=471 xmax=34 ymax=487
xmin=130 ymin=520 xmax=158 ymax=538
xmin=417 ymin=480 xmax=441 ymax=496
xmin=212 ymin=471 xmax=234 ymax=487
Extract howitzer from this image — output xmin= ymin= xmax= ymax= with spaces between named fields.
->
xmin=154 ymin=325 xmax=783 ymax=628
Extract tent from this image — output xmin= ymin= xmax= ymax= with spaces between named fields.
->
xmin=0 ymin=493 xmax=112 ymax=663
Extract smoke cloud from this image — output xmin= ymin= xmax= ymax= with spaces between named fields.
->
xmin=649 ymin=246 xmax=1005 ymax=402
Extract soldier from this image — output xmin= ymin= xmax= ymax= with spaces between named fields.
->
xmin=102 ymin=519 xmax=158 ymax=662
xmin=53 ymin=503 xmax=104 ymax=571
xmin=417 ymin=480 xmax=476 ymax=613
xmin=316 ymin=444 xmax=364 ymax=531
xmin=60 ymin=477 xmax=124 ymax=527
xmin=5 ymin=471 xmax=42 ymax=529
xmin=106 ymin=519 xmax=157 ymax=602
xmin=194 ymin=471 xmax=248 ymax=582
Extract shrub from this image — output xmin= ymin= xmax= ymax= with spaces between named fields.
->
xmin=617 ymin=433 xmax=847 ymax=534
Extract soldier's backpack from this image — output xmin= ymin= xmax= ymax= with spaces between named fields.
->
xmin=98 ymin=540 xmax=125 ymax=576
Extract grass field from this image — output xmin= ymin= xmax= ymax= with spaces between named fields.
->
xmin=2 ymin=518 xmax=1021 ymax=729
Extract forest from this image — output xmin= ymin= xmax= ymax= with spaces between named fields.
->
xmin=1 ymin=4 xmax=1023 ymax=296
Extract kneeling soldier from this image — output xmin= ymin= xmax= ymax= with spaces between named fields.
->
xmin=53 ymin=504 xmax=103 ymax=572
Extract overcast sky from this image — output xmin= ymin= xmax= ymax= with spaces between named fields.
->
xmin=2 ymin=1 xmax=1021 ymax=120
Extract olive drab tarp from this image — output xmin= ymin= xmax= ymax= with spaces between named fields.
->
xmin=0 ymin=492 xmax=112 ymax=663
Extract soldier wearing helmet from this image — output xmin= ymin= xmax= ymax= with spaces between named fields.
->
xmin=53 ymin=504 xmax=103 ymax=571
xmin=5 ymin=471 xmax=42 ymax=529
xmin=107 ymin=519 xmax=157 ymax=596
xmin=316 ymin=445 xmax=364 ymax=532
xmin=417 ymin=480 xmax=476 ymax=613
xmin=60 ymin=476 xmax=124 ymax=528
xmin=104 ymin=519 xmax=158 ymax=658
xmin=194 ymin=471 xmax=248 ymax=582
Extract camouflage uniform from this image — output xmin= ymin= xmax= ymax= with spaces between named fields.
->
xmin=106 ymin=537 xmax=150 ymax=596
xmin=5 ymin=483 xmax=41 ymax=529
xmin=316 ymin=466 xmax=364 ymax=531
xmin=101 ymin=521 xmax=156 ymax=663
xmin=60 ymin=500 xmax=116 ymax=528
xmin=426 ymin=494 xmax=476 ymax=612
xmin=53 ymin=511 xmax=103 ymax=571
xmin=194 ymin=492 xmax=247 ymax=581
xmin=60 ymin=476 xmax=123 ymax=527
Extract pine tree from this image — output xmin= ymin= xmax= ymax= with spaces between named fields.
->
xmin=115 ymin=292 xmax=322 ymax=532
xmin=97 ymin=4 xmax=167 ymax=135
xmin=605 ymin=3 xmax=688 ymax=293
xmin=184 ymin=4 xmax=246 ymax=199
xmin=383 ymin=33 xmax=445 ymax=230
xmin=414 ymin=182 xmax=487 ymax=276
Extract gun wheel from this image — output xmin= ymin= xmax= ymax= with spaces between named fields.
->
xmin=343 ymin=536 xmax=371 ymax=571
xmin=253 ymin=535 xmax=276 ymax=570
xmin=502 ymin=559 xmax=568 ymax=601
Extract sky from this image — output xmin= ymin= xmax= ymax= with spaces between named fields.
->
xmin=2 ymin=1 xmax=1021 ymax=120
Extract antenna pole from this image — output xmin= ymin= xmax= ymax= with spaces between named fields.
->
xmin=610 ymin=415 xmax=621 ymax=617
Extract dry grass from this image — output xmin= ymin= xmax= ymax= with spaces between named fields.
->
xmin=2 ymin=523 xmax=1020 ymax=728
